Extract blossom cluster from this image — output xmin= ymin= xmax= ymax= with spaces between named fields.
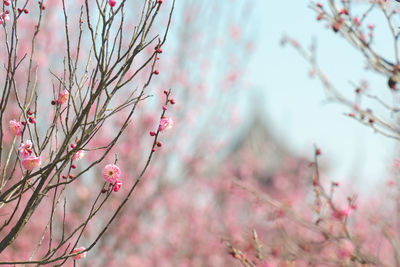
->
xmin=19 ymin=140 xmax=40 ymax=171
xmin=102 ymin=164 xmax=122 ymax=192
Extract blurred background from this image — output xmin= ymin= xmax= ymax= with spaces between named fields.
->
xmin=2 ymin=0 xmax=400 ymax=265
xmin=159 ymin=0 xmax=397 ymax=189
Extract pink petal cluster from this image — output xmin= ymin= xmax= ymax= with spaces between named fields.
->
xmin=102 ymin=164 xmax=121 ymax=183
xmin=19 ymin=140 xmax=33 ymax=158
xmin=109 ymin=0 xmax=117 ymax=7
xmin=19 ymin=140 xmax=40 ymax=171
xmin=72 ymin=150 xmax=84 ymax=161
xmin=113 ymin=180 xmax=122 ymax=192
xmin=71 ymin=247 xmax=87 ymax=260
xmin=57 ymin=89 xmax=69 ymax=105
xmin=159 ymin=117 xmax=174 ymax=131
xmin=22 ymin=156 xmax=41 ymax=171
xmin=9 ymin=120 xmax=22 ymax=136
xmin=0 ymin=12 xmax=9 ymax=24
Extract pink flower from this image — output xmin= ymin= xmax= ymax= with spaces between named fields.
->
xmin=113 ymin=180 xmax=122 ymax=192
xmin=71 ymin=247 xmax=87 ymax=260
xmin=22 ymin=156 xmax=41 ymax=171
xmin=109 ymin=0 xmax=117 ymax=7
xmin=19 ymin=140 xmax=33 ymax=158
xmin=9 ymin=120 xmax=22 ymax=136
xmin=72 ymin=150 xmax=84 ymax=161
xmin=57 ymin=89 xmax=69 ymax=105
xmin=102 ymin=164 xmax=121 ymax=183
xmin=337 ymin=240 xmax=355 ymax=259
xmin=158 ymin=117 xmax=174 ymax=131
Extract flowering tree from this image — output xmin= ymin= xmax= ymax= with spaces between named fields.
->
xmin=4 ymin=0 xmax=400 ymax=266
xmin=0 ymin=0 xmax=176 ymax=264
xmin=223 ymin=1 xmax=400 ymax=266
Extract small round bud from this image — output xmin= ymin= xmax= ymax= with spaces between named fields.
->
xmin=101 ymin=188 xmax=107 ymax=193
xmin=153 ymin=70 xmax=159 ymax=75
xmin=169 ymin=99 xmax=176 ymax=104
xmin=71 ymin=164 xmax=77 ymax=169
xmin=109 ymin=0 xmax=116 ymax=7
xmin=149 ymin=131 xmax=155 ymax=136
xmin=152 ymin=148 xmax=156 ymax=152
xmin=23 ymin=8 xmax=29 ymax=14
xmin=69 ymin=174 xmax=74 ymax=179
xmin=156 ymin=141 xmax=162 ymax=147
xmin=62 ymin=175 xmax=67 ymax=179
xmin=28 ymin=117 xmax=36 ymax=124
xmin=51 ymin=100 xmax=56 ymax=105
xmin=162 ymin=105 xmax=167 ymax=111
xmin=71 ymin=143 xmax=76 ymax=148
xmin=315 ymin=148 xmax=321 ymax=156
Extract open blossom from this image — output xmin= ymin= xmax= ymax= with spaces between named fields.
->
xmin=102 ymin=164 xmax=121 ymax=183
xmin=72 ymin=150 xmax=84 ymax=161
xmin=22 ymin=156 xmax=41 ymax=171
xmin=9 ymin=120 xmax=22 ymax=136
xmin=113 ymin=180 xmax=122 ymax=192
xmin=19 ymin=140 xmax=33 ymax=158
xmin=71 ymin=247 xmax=87 ymax=260
xmin=57 ymin=89 xmax=69 ymax=105
xmin=159 ymin=117 xmax=174 ymax=131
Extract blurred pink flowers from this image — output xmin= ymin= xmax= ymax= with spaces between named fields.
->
xmin=22 ymin=156 xmax=41 ymax=171
xmin=9 ymin=120 xmax=22 ymax=136
xmin=102 ymin=164 xmax=121 ymax=183
xmin=159 ymin=117 xmax=173 ymax=131
xmin=57 ymin=89 xmax=69 ymax=105
xmin=72 ymin=150 xmax=84 ymax=161
xmin=71 ymin=247 xmax=86 ymax=260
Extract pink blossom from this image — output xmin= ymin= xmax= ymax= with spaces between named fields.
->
xmin=71 ymin=247 xmax=87 ymax=260
xmin=9 ymin=120 xmax=22 ymax=136
xmin=22 ymin=156 xmax=41 ymax=171
xmin=57 ymin=89 xmax=69 ymax=105
xmin=109 ymin=0 xmax=117 ymax=7
xmin=19 ymin=140 xmax=33 ymax=158
xmin=102 ymin=164 xmax=121 ymax=183
xmin=72 ymin=150 xmax=84 ymax=161
xmin=158 ymin=117 xmax=174 ymax=131
xmin=337 ymin=240 xmax=355 ymax=259
xmin=0 ymin=13 xmax=9 ymax=23
xmin=113 ymin=180 xmax=122 ymax=192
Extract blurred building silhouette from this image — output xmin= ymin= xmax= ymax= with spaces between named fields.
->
xmin=226 ymin=112 xmax=309 ymax=198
